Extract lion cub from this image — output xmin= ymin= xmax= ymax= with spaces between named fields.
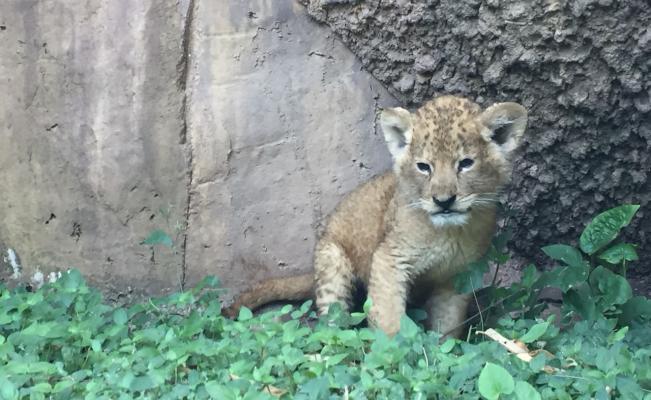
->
xmin=226 ymin=96 xmax=527 ymax=337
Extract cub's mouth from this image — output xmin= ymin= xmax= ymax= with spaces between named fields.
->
xmin=432 ymin=209 xmax=465 ymax=215
xmin=428 ymin=210 xmax=469 ymax=226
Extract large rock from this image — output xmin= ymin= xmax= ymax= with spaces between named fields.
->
xmin=0 ymin=1 xmax=190 ymax=297
xmin=0 ymin=0 xmax=395 ymax=299
xmin=183 ymin=0 xmax=394 ymax=298
xmin=300 ymin=0 xmax=651 ymax=272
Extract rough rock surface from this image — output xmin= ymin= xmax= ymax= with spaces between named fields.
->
xmin=0 ymin=1 xmax=190 ymax=298
xmin=0 ymin=0 xmax=395 ymax=299
xmin=301 ymin=0 xmax=651 ymax=270
xmin=183 ymin=0 xmax=394 ymax=296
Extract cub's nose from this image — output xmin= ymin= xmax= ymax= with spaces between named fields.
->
xmin=433 ymin=195 xmax=456 ymax=211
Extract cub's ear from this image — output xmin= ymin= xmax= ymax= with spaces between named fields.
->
xmin=380 ymin=107 xmax=412 ymax=159
xmin=480 ymin=102 xmax=528 ymax=155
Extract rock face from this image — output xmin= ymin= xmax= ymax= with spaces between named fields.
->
xmin=182 ymin=1 xmax=393 ymax=293
xmin=301 ymin=0 xmax=651 ymax=268
xmin=0 ymin=1 xmax=190 ymax=298
xmin=0 ymin=0 xmax=394 ymax=299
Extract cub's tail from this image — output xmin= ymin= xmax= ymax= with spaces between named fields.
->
xmin=223 ymin=273 xmax=314 ymax=317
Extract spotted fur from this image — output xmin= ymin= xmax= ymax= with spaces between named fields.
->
xmin=226 ymin=95 xmax=528 ymax=337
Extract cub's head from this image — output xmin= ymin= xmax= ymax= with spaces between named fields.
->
xmin=380 ymin=96 xmax=527 ymax=227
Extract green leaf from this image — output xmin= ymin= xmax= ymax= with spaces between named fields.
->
xmin=589 ymin=266 xmax=632 ymax=306
xmin=399 ymin=315 xmax=420 ymax=339
xmin=598 ymin=243 xmax=638 ymax=264
xmin=21 ymin=321 xmax=67 ymax=338
xmin=579 ymin=205 xmax=639 ymax=255
xmin=297 ymin=376 xmax=329 ymax=399
xmin=142 ymin=229 xmax=173 ymax=247
xmin=325 ymin=353 xmax=348 ymax=368
xmin=30 ymin=383 xmax=52 ymax=393
xmin=204 ymin=381 xmax=237 ymax=400
xmin=610 ymin=326 xmax=628 ymax=342
xmin=362 ymin=298 xmax=373 ymax=314
xmin=514 ymin=381 xmax=541 ymax=400
xmin=4 ymin=361 xmax=57 ymax=375
xmin=564 ymin=283 xmax=596 ymax=320
xmin=542 ymin=245 xmax=585 ymax=268
xmin=454 ymin=259 xmax=488 ymax=294
xmin=439 ymin=339 xmax=456 ymax=353
xmin=113 ymin=308 xmax=128 ymax=325
xmin=52 ymin=381 xmax=74 ymax=393
xmin=238 ymin=307 xmax=253 ymax=321
xmin=618 ymin=296 xmax=651 ymax=324
xmin=478 ymin=362 xmax=515 ymax=400
xmin=520 ymin=264 xmax=539 ymax=288
xmin=0 ymin=377 xmax=18 ymax=400
xmin=519 ymin=321 xmax=550 ymax=343
xmin=130 ymin=375 xmax=160 ymax=391
xmin=546 ymin=263 xmax=590 ymax=293
xmin=60 ymin=269 xmax=84 ymax=291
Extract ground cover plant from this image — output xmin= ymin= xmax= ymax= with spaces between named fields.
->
xmin=1 ymin=206 xmax=650 ymax=399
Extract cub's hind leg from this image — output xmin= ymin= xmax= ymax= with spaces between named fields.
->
xmin=425 ymin=282 xmax=471 ymax=339
xmin=314 ymin=240 xmax=355 ymax=315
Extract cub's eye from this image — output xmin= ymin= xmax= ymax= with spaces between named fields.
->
xmin=416 ymin=162 xmax=431 ymax=174
xmin=458 ymin=158 xmax=474 ymax=171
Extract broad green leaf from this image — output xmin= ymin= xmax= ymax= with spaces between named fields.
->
xmin=541 ymin=244 xmax=585 ymax=268
xmin=589 ymin=266 xmax=632 ymax=306
xmin=0 ymin=377 xmax=18 ymax=400
xmin=564 ymin=283 xmax=596 ymax=320
xmin=454 ymin=259 xmax=488 ymax=294
xmin=52 ymin=381 xmax=74 ymax=393
xmin=547 ymin=263 xmax=590 ymax=292
xmin=363 ymin=298 xmax=373 ymax=314
xmin=30 ymin=383 xmax=52 ymax=393
xmin=519 ymin=321 xmax=550 ymax=343
xmin=618 ymin=296 xmax=651 ymax=324
xmin=336 ymin=329 xmax=358 ymax=344
xmin=130 ymin=375 xmax=160 ymax=391
xmin=520 ymin=264 xmax=539 ymax=288
xmin=4 ymin=361 xmax=57 ymax=375
xmin=20 ymin=321 xmax=67 ymax=338
xmin=238 ymin=307 xmax=253 ymax=321
xmin=399 ymin=315 xmax=420 ymax=339
xmin=610 ymin=326 xmax=628 ymax=342
xmin=579 ymin=205 xmax=639 ymax=255
xmin=297 ymin=376 xmax=329 ymax=399
xmin=478 ymin=362 xmax=514 ymax=400
xmin=204 ymin=381 xmax=237 ymax=400
xmin=142 ymin=229 xmax=173 ymax=247
xmin=113 ymin=308 xmax=128 ymax=325
xmin=514 ymin=381 xmax=541 ymax=400
xmin=530 ymin=353 xmax=548 ymax=372
xmin=325 ymin=353 xmax=347 ymax=368
xmin=440 ymin=338 xmax=456 ymax=353
xmin=60 ymin=269 xmax=83 ymax=291
xmin=598 ymin=243 xmax=638 ymax=264
xmin=542 ymin=244 xmax=585 ymax=267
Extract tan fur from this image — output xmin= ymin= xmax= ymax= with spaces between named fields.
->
xmin=226 ymin=96 xmax=528 ymax=336
xmin=224 ymin=274 xmax=314 ymax=317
